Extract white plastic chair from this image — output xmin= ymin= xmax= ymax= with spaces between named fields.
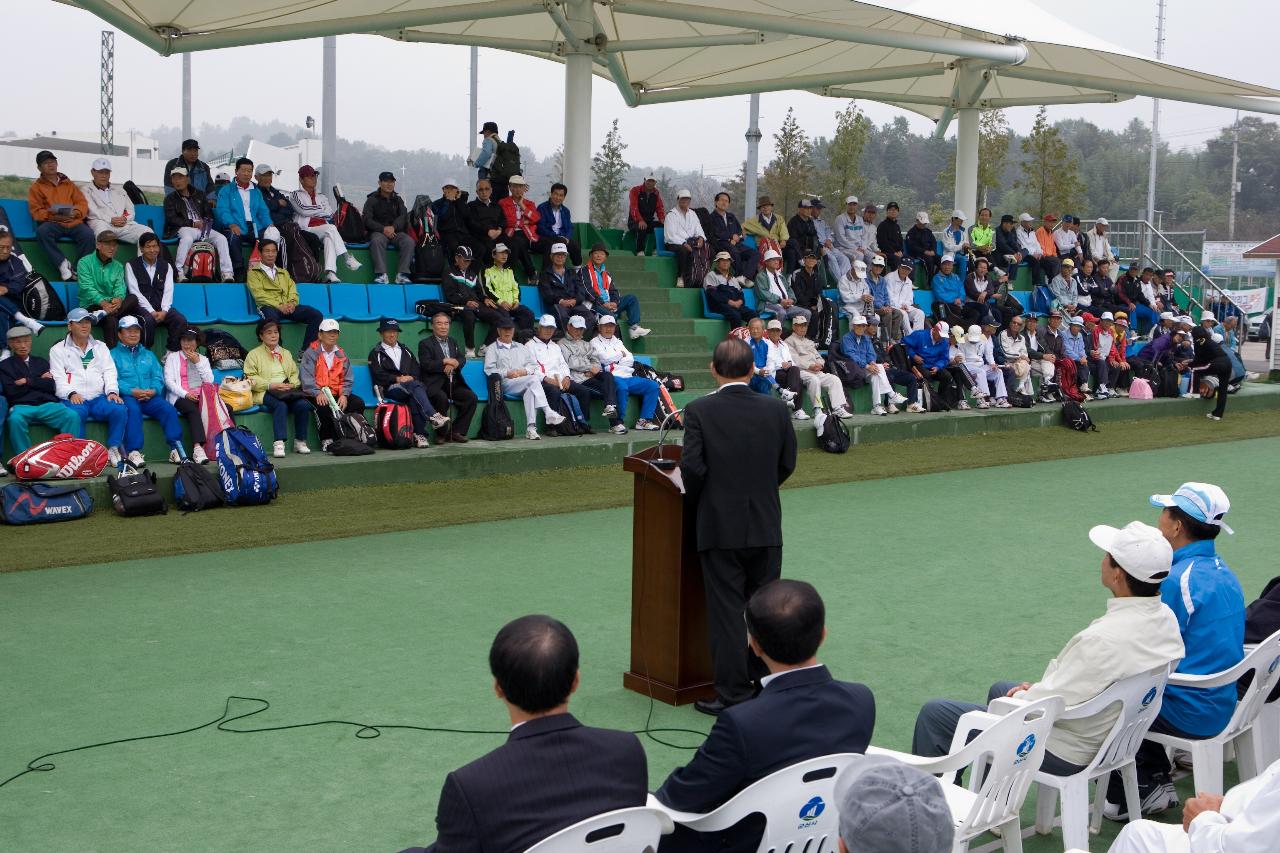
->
xmin=523 ymin=807 xmax=674 ymax=853
xmin=986 ymin=666 xmax=1171 ymax=852
xmin=1244 ymin=643 xmax=1280 ymax=770
xmin=648 ymin=753 xmax=860 ymax=853
xmin=869 ymin=696 xmax=1065 ymax=852
xmin=1146 ymin=627 xmax=1280 ymax=795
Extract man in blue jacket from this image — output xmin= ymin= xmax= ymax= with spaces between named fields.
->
xmin=110 ymin=316 xmax=186 ymax=465
xmin=214 ymin=157 xmax=275 ymax=280
xmin=655 ymin=580 xmax=875 ymax=853
xmin=534 ymin=182 xmax=580 ymax=267
xmin=903 ymin=321 xmax=965 ymax=408
xmin=930 ymin=253 xmax=965 ymax=324
xmin=1106 ymin=482 xmax=1246 ymax=819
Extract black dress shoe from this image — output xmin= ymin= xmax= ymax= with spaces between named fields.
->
xmin=694 ymin=698 xmax=728 ymax=716
xmin=450 ymin=432 xmax=469 ymax=443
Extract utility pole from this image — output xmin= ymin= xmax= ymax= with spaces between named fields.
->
xmin=744 ymin=94 xmax=761 ymax=220
xmin=469 ymin=47 xmax=479 ymax=155
xmin=100 ymin=31 xmax=115 ymax=155
xmin=1228 ymin=111 xmax=1240 ymax=240
xmin=322 ymin=37 xmax=337 ymax=190
xmin=1144 ymin=0 xmax=1166 ymax=258
xmin=182 ymin=53 xmax=192 ymax=143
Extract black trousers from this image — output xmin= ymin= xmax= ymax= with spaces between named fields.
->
xmin=1203 ymin=356 xmax=1233 ymax=418
xmin=668 ymin=242 xmax=697 ymax=284
xmin=1108 ymin=715 xmax=1202 ymax=802
xmin=579 ymin=372 xmax=622 ymax=425
xmin=700 ymin=545 xmax=782 ymax=704
xmin=924 ymin=365 xmax=966 ymax=407
xmin=313 ymin=394 xmax=367 ymax=441
xmin=774 ymin=366 xmax=802 ymax=405
xmin=505 ymin=231 xmax=537 ymax=279
xmin=549 ymin=301 xmax=596 ymax=334
xmin=90 ymin=295 xmax=144 ymax=349
xmin=626 ymin=217 xmax=661 ymax=254
xmin=139 ymin=307 xmax=190 ymax=351
xmin=423 ymin=372 xmax=478 ymax=435
xmin=173 ymin=396 xmax=205 ymax=443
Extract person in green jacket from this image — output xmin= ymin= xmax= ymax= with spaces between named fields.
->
xmin=482 ymin=242 xmax=534 ymax=338
xmin=246 ymin=239 xmax=323 ymax=351
xmin=76 ymin=230 xmax=142 ymax=348
xmin=243 ymin=317 xmax=314 ymax=458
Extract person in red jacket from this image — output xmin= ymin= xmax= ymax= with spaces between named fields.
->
xmin=626 ymin=176 xmax=666 ymax=256
xmin=498 ymin=175 xmax=539 ymax=281
xmin=1088 ymin=311 xmax=1130 ymax=399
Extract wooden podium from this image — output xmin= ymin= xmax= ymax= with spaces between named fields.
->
xmin=621 ymin=444 xmax=716 ymax=705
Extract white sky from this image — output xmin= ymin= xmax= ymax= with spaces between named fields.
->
xmin=6 ymin=1 xmax=1279 ymax=179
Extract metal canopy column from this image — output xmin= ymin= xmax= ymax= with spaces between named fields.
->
xmin=744 ymin=94 xmax=761 ymax=220
xmin=322 ymin=36 xmax=337 ymax=188
xmin=562 ymin=0 xmax=594 ymax=217
xmin=954 ymin=108 xmax=979 ymax=220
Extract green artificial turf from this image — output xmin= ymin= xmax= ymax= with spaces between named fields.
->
xmin=1 ymin=438 xmax=1276 ymax=851
xmin=5 ymin=411 xmax=1280 ymax=573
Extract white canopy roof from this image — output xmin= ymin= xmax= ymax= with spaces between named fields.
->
xmin=71 ymin=0 xmax=1280 ymax=120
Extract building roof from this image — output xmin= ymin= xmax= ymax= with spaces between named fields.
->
xmin=1243 ymin=234 xmax=1280 ymax=260
xmin=0 ymin=136 xmax=129 ymax=157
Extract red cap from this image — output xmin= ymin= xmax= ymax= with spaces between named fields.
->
xmin=298 ymin=164 xmax=319 ymax=178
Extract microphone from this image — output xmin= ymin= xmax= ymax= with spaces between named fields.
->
xmin=650 ymin=408 xmax=684 ymax=469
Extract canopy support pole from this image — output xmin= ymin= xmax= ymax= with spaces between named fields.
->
xmin=954 ymin=106 xmax=979 ymax=222
xmin=322 ymin=36 xmax=337 ymax=189
xmin=744 ymin=94 xmax=761 ymax=220
xmin=181 ymin=53 xmax=192 ymax=142
xmin=563 ymin=0 xmax=594 ymax=218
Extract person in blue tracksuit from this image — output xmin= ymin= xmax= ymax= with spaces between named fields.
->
xmin=930 ymin=255 xmax=965 ymax=324
xmin=745 ymin=318 xmax=783 ymax=399
xmin=1107 ymin=482 xmax=1245 ymax=818
xmin=111 ymin=316 xmax=186 ymax=463
xmin=214 ymin=157 xmax=275 ymax=279
xmin=902 ymin=322 xmax=965 ymax=407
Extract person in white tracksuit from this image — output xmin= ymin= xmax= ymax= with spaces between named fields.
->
xmin=482 ymin=318 xmax=566 ymax=439
xmin=957 ymin=324 xmax=1010 ymax=407
xmin=885 ymin=260 xmax=926 ymax=334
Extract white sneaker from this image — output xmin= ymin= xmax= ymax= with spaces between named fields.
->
xmin=429 ymin=412 xmax=452 ymax=430
xmin=395 ymin=274 xmax=412 ymax=284
xmin=526 ymin=426 xmax=541 ymax=440
xmin=107 ymin=447 xmax=122 ymax=467
xmin=168 ymin=449 xmax=183 ymax=464
xmin=779 ymin=388 xmax=797 ymax=404
xmin=957 ymin=400 xmax=972 ymax=410
xmin=633 ymin=418 xmax=661 ymax=431
xmin=628 ymin=325 xmax=651 ymax=340
xmin=58 ymin=260 xmax=74 ymax=280
xmin=609 ymin=423 xmax=628 ymax=434
xmin=343 ymin=253 xmax=362 ymax=271
xmin=886 ymin=403 xmax=899 ymax=414
xmin=793 ymin=409 xmax=811 ymax=420
xmin=273 ymin=440 xmax=286 ymax=458
xmin=675 ymin=276 xmax=684 ymax=288
xmin=90 ymin=310 xmax=108 ymax=323
xmin=635 ymin=250 xmax=645 ymax=257
xmin=475 ymin=345 xmax=486 ymax=358
xmin=127 ymin=450 xmax=146 ymax=467
xmin=544 ymin=409 xmax=566 ymax=426
xmin=373 ymin=274 xmax=389 ymax=284
xmin=1180 ymin=392 xmax=1197 ymax=399
xmin=906 ymin=403 xmax=925 ymax=413
xmin=870 ymin=404 xmax=888 ymax=416
xmin=320 ymin=439 xmax=333 ymax=452
xmin=465 ymin=348 xmax=477 ymax=359
xmin=835 ymin=406 xmax=855 ymax=418
xmin=1246 ymin=371 xmax=1261 ymax=381
xmin=995 ymin=398 xmax=1012 ymax=409
xmin=1104 ymin=782 xmax=1179 ymax=822
xmin=1206 ymin=413 xmax=1222 ymax=421
xmin=324 ymin=270 xmax=341 ymax=283
xmin=193 ymin=445 xmax=208 ymax=464
xmin=18 ymin=315 xmax=45 ymax=335
xmin=414 ymin=433 xmax=431 ymax=448
xmin=0 ymin=462 xmax=6 ymax=477
xmin=977 ymin=399 xmax=991 ymax=409
xmin=176 ymin=268 xmax=187 ymax=283
xmin=889 ymin=392 xmax=908 ymax=406
xmin=603 ymin=404 xmax=618 ymax=418
xmin=293 ymin=440 xmax=311 ymax=454
xmin=221 ymin=273 xmax=235 ymax=283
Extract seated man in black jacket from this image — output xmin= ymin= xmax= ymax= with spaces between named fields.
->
xmin=465 ymin=179 xmax=505 ymax=268
xmin=417 ymin=311 xmax=478 ymax=443
xmin=784 ymin=199 xmax=819 ymax=272
xmin=538 ymin=243 xmax=594 ymax=333
xmin=431 ymin=180 xmax=473 ymax=261
xmin=442 ymin=246 xmax=507 ymax=357
xmin=0 ymin=326 xmax=82 ymax=456
xmin=655 ymin=579 xmax=876 ymax=853
xmin=403 ymin=615 xmax=648 ymax=853
xmin=366 ymin=318 xmax=450 ymax=447
xmin=163 ymin=167 xmax=235 ymax=282
xmin=708 ymin=192 xmax=759 ymax=280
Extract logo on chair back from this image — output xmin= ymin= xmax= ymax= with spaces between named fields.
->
xmin=1013 ymin=734 xmax=1036 ymax=765
xmin=1141 ymin=687 xmax=1158 ymax=709
xmin=797 ymin=796 xmax=825 ymax=828
xmin=1269 ymin=655 xmax=1279 ymax=675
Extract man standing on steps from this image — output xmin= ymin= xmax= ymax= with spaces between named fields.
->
xmin=681 ymin=338 xmax=797 ymax=716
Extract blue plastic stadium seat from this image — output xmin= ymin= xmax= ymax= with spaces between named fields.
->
xmin=173 ymin=284 xmax=212 ymax=323
xmin=742 ymin=235 xmax=757 ymax=250
xmin=743 ymin=288 xmax=773 ymax=319
xmin=326 ymin=283 xmax=370 ymax=321
xmin=0 ymin=198 xmax=36 ymax=239
xmin=654 ymin=226 xmax=673 ymax=257
xmin=462 ymin=360 xmax=488 ymax=401
xmin=366 ymin=285 xmax=416 ymax=322
xmin=913 ymin=291 xmax=932 ymax=310
xmin=132 ymin=205 xmax=174 ymax=242
xmin=296 ymin=283 xmax=332 ymax=315
xmin=63 ymin=282 xmax=80 ymax=310
xmin=211 ymin=368 xmax=261 ymax=414
xmin=634 ymin=354 xmax=653 ymax=366
xmin=349 ymin=364 xmax=375 ymax=406
xmin=205 ymin=285 xmax=259 ymax=324
xmin=702 ymin=287 xmax=769 ymax=320
xmin=519 ymin=285 xmax=544 ymax=317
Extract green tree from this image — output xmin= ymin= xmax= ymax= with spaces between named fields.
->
xmin=762 ymin=108 xmax=812 ymax=214
xmin=1014 ymin=107 xmax=1085 ymax=216
xmin=817 ymin=102 xmax=871 ymax=206
xmin=937 ymin=110 xmax=1012 ymax=210
xmin=590 ymin=119 xmax=630 ymax=228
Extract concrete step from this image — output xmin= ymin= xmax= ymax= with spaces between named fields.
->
xmin=673 ymin=368 xmax=716 ymax=390
xmin=651 ymin=353 xmax=715 ymax=371
xmin=632 ymin=334 xmax=710 ymax=354
xmin=634 ymin=318 xmax=696 ymax=336
xmin=637 ymin=301 xmax=686 ymax=319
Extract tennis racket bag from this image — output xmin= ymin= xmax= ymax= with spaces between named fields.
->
xmin=20 ymin=272 xmax=66 ymax=321
xmin=374 ymin=402 xmax=414 ymax=449
xmin=1 ymin=482 xmax=93 ymax=525
xmin=214 ymin=426 xmax=279 ymax=505
xmin=8 ymin=434 xmax=109 ymax=480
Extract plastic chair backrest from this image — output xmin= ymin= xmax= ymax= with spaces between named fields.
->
xmin=326 ymin=283 xmax=367 ymax=319
xmin=134 ymin=204 xmax=165 ymax=234
xmin=1063 ymin=665 xmax=1171 ymax=775
xmin=204 ymin=285 xmax=258 ymax=323
xmin=678 ymin=753 xmax=859 ymax=853
xmin=462 ymin=360 xmax=488 ymax=400
xmin=172 ymin=285 xmax=212 ymax=323
xmin=296 ymin=283 xmax=332 ymax=315
xmin=404 ymin=283 xmax=443 ymax=305
xmin=0 ymin=198 xmax=36 ymax=239
xmin=524 ymin=807 xmax=673 ymax=853
xmin=1215 ymin=628 xmax=1280 ymax=741
xmin=743 ymin=289 xmax=758 ymax=310
xmin=520 ymin=285 xmax=544 ymax=317
xmin=367 ymin=285 xmax=410 ymax=319
xmin=349 ymin=364 xmax=374 ymax=407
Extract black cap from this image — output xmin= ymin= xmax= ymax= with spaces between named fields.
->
xmin=886 ymin=201 xmax=899 ymax=210
xmin=1000 ymin=214 xmax=1015 ymax=223
xmin=180 ymin=328 xmax=200 ymax=338
xmin=378 ymin=171 xmax=396 ymax=182
xmin=377 ymin=318 xmax=401 ymax=332
xmin=493 ymin=317 xmax=516 ymax=329
xmin=1142 ymin=266 xmax=1155 ymax=274
xmin=802 ymin=249 xmax=818 ymax=259
xmin=35 ymin=150 xmax=56 ymax=166
xmin=589 ymin=242 xmax=609 ymax=256
xmin=481 ymin=121 xmax=499 ymax=135
xmin=181 ymin=138 xmax=199 ymax=151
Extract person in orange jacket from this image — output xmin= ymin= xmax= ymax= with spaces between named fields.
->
xmin=28 ymin=150 xmax=95 ymax=280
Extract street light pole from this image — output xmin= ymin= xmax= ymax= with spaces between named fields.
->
xmin=1145 ymin=0 xmax=1166 ymax=257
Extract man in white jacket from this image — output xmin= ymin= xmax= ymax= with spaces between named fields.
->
xmin=483 ymin=317 xmax=565 ymax=440
xmin=1109 ymin=758 xmax=1280 ymax=853
xmin=80 ymin=158 xmax=153 ymax=244
xmin=48 ymin=307 xmax=128 ymax=465
xmin=885 ymin=259 xmax=926 ymax=334
xmin=288 ymin=165 xmax=361 ymax=283
xmin=591 ymin=315 xmax=662 ymax=430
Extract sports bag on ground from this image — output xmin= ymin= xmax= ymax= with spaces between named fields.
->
xmin=1062 ymin=400 xmax=1097 ymax=432
xmin=374 ymin=402 xmax=414 ymax=449
xmin=198 ymin=382 xmax=237 ymax=458
xmin=809 ymin=297 xmax=837 ymax=350
xmin=331 ymin=184 xmax=368 ymax=244
xmin=1153 ymin=365 xmax=1181 ymax=399
xmin=218 ymin=376 xmax=254 ymax=412
xmin=328 ymin=438 xmax=375 ymax=456
xmin=478 ymin=374 xmax=515 ymax=440
xmin=317 ymin=388 xmax=376 ymax=447
xmin=173 ymin=459 xmax=225 ymax=512
xmin=1 ymin=482 xmax=93 ymax=525
xmin=549 ymin=395 xmax=588 ymax=436
xmin=1008 ymin=390 xmax=1035 ymax=408
xmin=813 ymin=410 xmax=850 ymax=454
xmin=214 ymin=426 xmax=279 ymax=505
xmin=279 ymin=222 xmax=320 ymax=284
xmin=8 ymin=434 xmax=109 ymax=480
xmin=108 ymin=465 xmax=167 ymax=517
xmin=20 ymin=272 xmax=67 ymax=321
xmin=187 ymin=240 xmax=217 ymax=282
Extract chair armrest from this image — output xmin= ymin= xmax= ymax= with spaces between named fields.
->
xmin=950 ymin=709 xmax=1002 ymax=754
xmin=1168 ymin=671 xmax=1236 ymax=689
xmin=865 ymin=745 xmax=955 ymax=773
xmin=986 ymin=695 xmax=1031 ymax=715
xmin=645 ymin=793 xmax=704 ymax=826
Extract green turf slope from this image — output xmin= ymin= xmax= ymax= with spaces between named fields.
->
xmin=1 ymin=438 xmax=1277 ymax=851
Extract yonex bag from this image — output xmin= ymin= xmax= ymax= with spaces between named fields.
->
xmin=173 ymin=459 xmax=225 ymax=512
xmin=8 ymin=434 xmax=109 ymax=480
xmin=20 ymin=271 xmax=67 ymax=321
xmin=108 ymin=465 xmax=167 ymax=517
xmin=478 ymin=374 xmax=515 ymax=440
xmin=1061 ymin=401 xmax=1097 ymax=432
xmin=214 ymin=426 xmax=279 ymax=505
xmin=1 ymin=482 xmax=93 ymax=525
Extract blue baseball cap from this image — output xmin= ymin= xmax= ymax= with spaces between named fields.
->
xmin=66 ymin=307 xmax=93 ymax=323
xmin=1150 ymin=482 xmax=1233 ymax=534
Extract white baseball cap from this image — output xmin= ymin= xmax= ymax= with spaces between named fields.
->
xmin=1096 ymin=217 xmax=1110 ymax=227
xmin=493 ymin=242 xmax=509 ymax=253
xmin=550 ymin=242 xmax=568 ymax=255
xmin=850 ymin=314 xmax=868 ymax=325
xmin=871 ymin=255 xmax=886 ymax=267
xmin=117 ymin=315 xmax=141 ymax=329
xmin=318 ymin=318 xmax=340 ymax=332
xmin=1019 ymin=212 xmax=1034 ymax=223
xmin=91 ymin=157 xmax=112 ymax=171
xmin=537 ymin=314 xmax=558 ymax=327
xmin=254 ymin=163 xmax=278 ymax=176
xmin=1159 ymin=311 xmax=1176 ymax=321
xmin=441 ymin=178 xmax=459 ymax=188
xmin=676 ymin=189 xmax=692 ymax=199
xmin=965 ymin=324 xmax=982 ymax=343
xmin=1150 ymin=482 xmax=1234 ymax=534
xmin=941 ymin=253 xmax=955 ymax=264
xmin=853 ymin=259 xmax=867 ymax=271
xmin=845 ymin=195 xmax=859 ymax=205
xmin=766 ymin=319 xmax=783 ymax=330
xmin=762 ymin=248 xmax=782 ymax=262
xmin=1200 ymin=309 xmax=1218 ymax=325
xmin=597 ymin=314 xmax=617 ymax=325
xmin=933 ymin=321 xmax=949 ymax=336
xmin=507 ymin=174 xmax=528 ymax=186
xmin=1100 ymin=311 xmax=1115 ymax=321
xmin=1088 ymin=521 xmax=1174 ymax=582
xmin=951 ymin=209 xmax=966 ymax=220
xmin=1069 ymin=315 xmax=1084 ymax=326
xmin=1176 ymin=315 xmax=1195 ymax=327
xmin=567 ymin=315 xmax=588 ymax=329
xmin=915 ymin=212 xmax=930 ymax=225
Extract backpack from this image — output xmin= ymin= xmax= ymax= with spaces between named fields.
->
xmin=1 ymin=482 xmax=93 ymax=525
xmin=814 ymin=410 xmax=850 ymax=454
xmin=8 ymin=434 xmax=108 ymax=480
xmin=203 ymin=328 xmax=248 ymax=370
xmin=1008 ymin=390 xmax=1035 ymax=408
xmin=187 ymin=240 xmax=217 ymax=282
xmin=374 ymin=402 xmax=414 ymax=449
xmin=329 ymin=438 xmax=376 ymax=456
xmin=214 ymin=426 xmax=279 ymax=505
xmin=415 ymin=299 xmax=458 ymax=321
xmin=108 ymin=465 xmax=168 ymax=517
xmin=1062 ymin=400 xmax=1097 ymax=432
xmin=413 ymin=242 xmax=446 ymax=284
xmin=490 ymin=139 xmax=523 ymax=182
xmin=1154 ymin=365 xmax=1181 ymax=399
xmin=1056 ymin=358 xmax=1086 ymax=402
xmin=122 ymin=180 xmax=148 ymax=206
xmin=632 ymin=363 xmax=683 ymax=428
xmin=1128 ymin=377 xmax=1154 ymax=399
xmin=331 ymin=184 xmax=368 ymax=244
xmin=279 ymin=221 xmax=320 ymax=283
xmin=478 ymin=374 xmax=515 ymax=440
xmin=549 ymin=395 xmax=588 ymax=436
xmin=173 ymin=459 xmax=225 ymax=512
xmin=20 ymin=272 xmax=67 ymax=320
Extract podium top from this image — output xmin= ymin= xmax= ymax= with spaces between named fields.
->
xmin=623 ymin=444 xmax=685 ymax=494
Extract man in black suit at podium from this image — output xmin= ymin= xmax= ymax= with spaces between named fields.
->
xmin=681 ymin=338 xmax=797 ymax=715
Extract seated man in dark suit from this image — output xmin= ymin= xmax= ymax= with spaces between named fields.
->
xmin=654 ymin=580 xmax=876 ymax=852
xmin=404 ymin=615 xmax=648 ymax=853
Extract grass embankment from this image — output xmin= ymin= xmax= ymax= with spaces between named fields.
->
xmin=6 ymin=411 xmax=1279 ymax=573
